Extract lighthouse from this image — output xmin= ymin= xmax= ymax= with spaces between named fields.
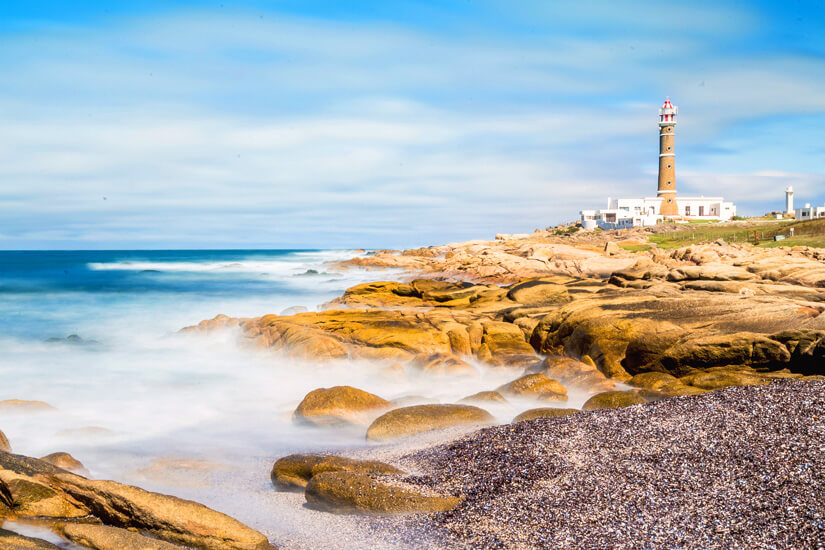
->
xmin=657 ymin=98 xmax=678 ymax=216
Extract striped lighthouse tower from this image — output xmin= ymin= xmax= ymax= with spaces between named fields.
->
xmin=657 ymin=98 xmax=678 ymax=216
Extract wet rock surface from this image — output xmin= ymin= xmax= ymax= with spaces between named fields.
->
xmin=293 ymin=386 xmax=391 ymax=427
xmin=396 ymin=380 xmax=825 ymax=549
xmin=366 ymin=404 xmax=495 ymax=442
xmin=305 ymin=471 xmax=461 ymax=515
xmin=0 ymin=528 xmax=60 ymax=549
xmin=38 ymin=452 xmax=88 ymax=476
xmin=60 ymin=523 xmax=184 ymax=549
xmin=582 ymin=390 xmax=648 ymax=410
xmin=0 ymin=451 xmax=273 ymax=550
xmin=271 ymin=454 xmax=403 ymax=490
xmin=511 ymin=407 xmax=579 ymax=423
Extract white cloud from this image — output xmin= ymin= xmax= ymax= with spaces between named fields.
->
xmin=0 ymin=7 xmax=822 ymax=248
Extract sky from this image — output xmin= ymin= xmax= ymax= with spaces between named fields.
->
xmin=1 ymin=0 xmax=824 ymax=249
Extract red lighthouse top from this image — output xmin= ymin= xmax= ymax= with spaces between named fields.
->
xmin=659 ymin=97 xmax=678 ymax=126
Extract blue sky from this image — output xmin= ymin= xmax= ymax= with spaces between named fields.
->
xmin=1 ymin=0 xmax=824 ymax=249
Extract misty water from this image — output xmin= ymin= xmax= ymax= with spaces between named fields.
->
xmin=0 ymin=250 xmax=591 ymax=546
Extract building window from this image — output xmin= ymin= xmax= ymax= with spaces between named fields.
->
xmin=685 ymin=206 xmax=691 ymax=215
xmin=667 ymin=146 xmax=672 ymax=151
xmin=667 ymin=164 xmax=672 ymax=168
xmin=699 ymin=206 xmax=705 ymax=216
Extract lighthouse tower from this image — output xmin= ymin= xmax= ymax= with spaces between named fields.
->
xmin=657 ymin=98 xmax=678 ymax=216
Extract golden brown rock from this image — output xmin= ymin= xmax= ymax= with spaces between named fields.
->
xmin=0 ymin=430 xmax=9 ymax=453
xmin=39 ymin=452 xmax=88 ymax=476
xmin=270 ymin=454 xmax=403 ymax=490
xmin=0 ymin=400 xmax=56 ymax=413
xmin=512 ymin=408 xmax=579 ymax=423
xmin=497 ymin=374 xmax=567 ymax=401
xmin=305 ymin=471 xmax=461 ymax=515
xmin=628 ymin=372 xmax=683 ymax=391
xmin=61 ymin=523 xmax=183 ymax=550
xmin=293 ymin=386 xmax=391 ymax=427
xmin=532 ymin=356 xmax=616 ymax=392
xmin=366 ymin=404 xmax=494 ymax=441
xmin=0 ymin=452 xmax=271 ymax=550
xmin=459 ymin=391 xmax=508 ymax=404
xmin=582 ymin=390 xmax=648 ymax=411
xmin=0 ymin=528 xmax=61 ymax=549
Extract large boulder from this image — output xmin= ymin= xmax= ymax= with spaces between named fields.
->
xmin=60 ymin=523 xmax=183 ymax=550
xmin=0 ymin=528 xmax=60 ymax=549
xmin=497 ymin=374 xmax=567 ymax=402
xmin=366 ymin=404 xmax=494 ymax=441
xmin=506 ymin=278 xmax=571 ymax=306
xmin=270 ymin=454 xmax=402 ymax=490
xmin=512 ymin=408 xmax=579 ymax=423
xmin=476 ymin=321 xmax=539 ymax=367
xmin=459 ymin=391 xmax=508 ymax=404
xmin=293 ymin=386 xmax=390 ymax=427
xmin=679 ymin=370 xmax=768 ymax=390
xmin=0 ymin=452 xmax=271 ymax=550
xmin=305 ymin=471 xmax=461 ymax=515
xmin=0 ymin=400 xmax=56 ymax=413
xmin=628 ymin=372 xmax=683 ymax=391
xmin=39 ymin=452 xmax=88 ymax=476
xmin=530 ymin=356 xmax=616 ymax=392
xmin=0 ymin=430 xmax=9 ymax=452
xmin=582 ymin=390 xmax=648 ymax=411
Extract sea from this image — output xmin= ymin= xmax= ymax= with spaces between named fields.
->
xmin=0 ymin=249 xmax=525 ymax=547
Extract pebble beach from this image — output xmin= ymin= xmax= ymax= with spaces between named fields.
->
xmin=395 ymin=380 xmax=825 ymax=549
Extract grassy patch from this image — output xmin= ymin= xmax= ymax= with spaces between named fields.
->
xmin=649 ymin=218 xmax=825 ymax=249
xmin=619 ymin=244 xmax=653 ymax=252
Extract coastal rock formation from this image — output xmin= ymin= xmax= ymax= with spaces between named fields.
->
xmin=366 ymin=404 xmax=494 ymax=442
xmin=60 ymin=523 xmax=183 ymax=550
xmin=0 ymin=528 xmax=60 ymax=549
xmin=187 ymin=231 xmax=825 ymax=401
xmin=528 ymin=356 xmax=616 ymax=392
xmin=496 ymin=374 xmax=567 ymax=401
xmin=582 ymin=390 xmax=648 ymax=410
xmin=270 ymin=454 xmax=402 ymax=490
xmin=39 ymin=452 xmax=88 ymax=476
xmin=0 ymin=400 xmax=56 ymax=413
xmin=0 ymin=430 xmax=9 ymax=452
xmin=305 ymin=471 xmax=461 ymax=515
xmin=459 ymin=391 xmax=508 ymax=404
xmin=0 ymin=451 xmax=272 ymax=550
xmin=293 ymin=386 xmax=391 ymax=427
xmin=512 ymin=408 xmax=579 ymax=423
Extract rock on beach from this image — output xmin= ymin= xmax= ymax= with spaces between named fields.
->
xmin=366 ymin=404 xmax=494 ymax=442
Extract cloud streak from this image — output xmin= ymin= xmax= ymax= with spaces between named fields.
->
xmin=0 ymin=4 xmax=823 ymax=248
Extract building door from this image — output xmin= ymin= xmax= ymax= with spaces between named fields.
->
xmin=699 ymin=206 xmax=705 ymax=216
xmin=685 ymin=205 xmax=691 ymax=216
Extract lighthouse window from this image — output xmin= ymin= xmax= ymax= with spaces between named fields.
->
xmin=667 ymin=146 xmax=672 ymax=151
xmin=667 ymin=164 xmax=671 ymax=168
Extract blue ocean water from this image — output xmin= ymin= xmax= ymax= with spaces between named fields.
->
xmin=0 ymin=249 xmax=361 ymax=340
xmin=0 ymin=249 xmax=522 ymax=545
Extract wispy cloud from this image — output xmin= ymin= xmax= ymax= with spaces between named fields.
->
xmin=0 ymin=4 xmax=823 ymax=248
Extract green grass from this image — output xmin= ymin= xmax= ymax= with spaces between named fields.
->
xmin=649 ymin=218 xmax=825 ymax=249
xmin=619 ymin=244 xmax=653 ymax=252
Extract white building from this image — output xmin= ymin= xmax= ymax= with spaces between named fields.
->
xmin=580 ymin=196 xmax=737 ymax=230
xmin=579 ymin=99 xmax=737 ymax=230
xmin=795 ymin=202 xmax=825 ymax=220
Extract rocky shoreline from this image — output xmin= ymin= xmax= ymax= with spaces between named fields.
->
xmin=4 ymin=227 xmax=825 ymax=549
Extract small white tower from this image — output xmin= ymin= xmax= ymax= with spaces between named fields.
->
xmin=785 ymin=186 xmax=794 ymax=214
